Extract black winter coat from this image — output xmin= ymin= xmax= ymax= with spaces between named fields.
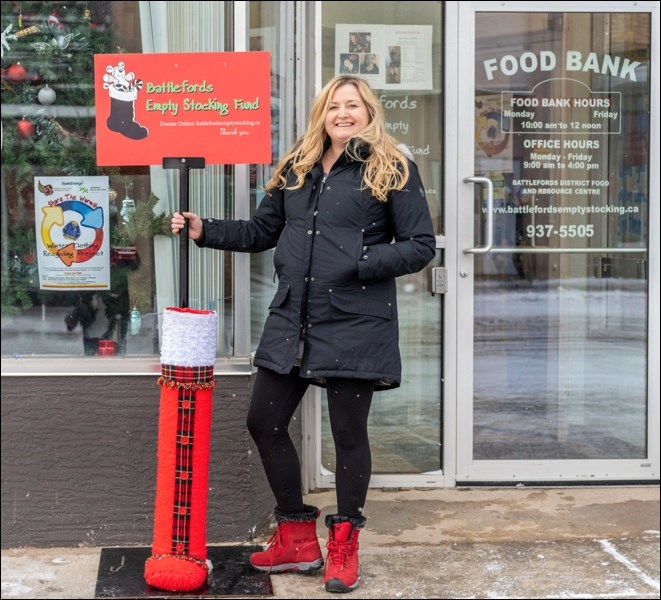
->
xmin=196 ymin=150 xmax=436 ymax=390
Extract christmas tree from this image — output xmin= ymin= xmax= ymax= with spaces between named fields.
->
xmin=1 ymin=1 xmax=112 ymax=314
xmin=1 ymin=2 xmax=166 ymax=354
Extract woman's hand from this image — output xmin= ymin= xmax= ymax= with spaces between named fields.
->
xmin=171 ymin=211 xmax=203 ymax=241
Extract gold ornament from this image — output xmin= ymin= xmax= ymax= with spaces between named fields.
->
xmin=15 ymin=25 xmax=40 ymax=38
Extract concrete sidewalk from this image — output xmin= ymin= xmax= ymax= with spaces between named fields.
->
xmin=2 ymin=486 xmax=659 ymax=599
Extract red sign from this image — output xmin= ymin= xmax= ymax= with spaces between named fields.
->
xmin=93 ymin=52 xmax=271 ymax=166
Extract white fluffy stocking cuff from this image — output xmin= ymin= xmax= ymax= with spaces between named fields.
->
xmin=160 ymin=307 xmax=217 ymax=367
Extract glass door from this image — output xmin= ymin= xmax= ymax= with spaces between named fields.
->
xmin=453 ymin=2 xmax=659 ymax=482
xmin=313 ymin=1 xmax=445 ymax=487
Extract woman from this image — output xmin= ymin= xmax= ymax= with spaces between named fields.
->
xmin=361 ymin=53 xmax=379 ymax=75
xmin=340 ymin=53 xmax=358 ymax=73
xmin=171 ymin=74 xmax=435 ymax=593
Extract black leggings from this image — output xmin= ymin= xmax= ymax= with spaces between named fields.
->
xmin=246 ymin=366 xmax=374 ymax=519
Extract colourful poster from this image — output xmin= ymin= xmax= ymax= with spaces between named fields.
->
xmin=93 ymin=52 xmax=271 ymax=166
xmin=34 ymin=176 xmax=110 ymax=290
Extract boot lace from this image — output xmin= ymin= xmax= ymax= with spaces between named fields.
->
xmin=327 ymin=540 xmax=351 ymax=569
xmin=265 ymin=527 xmax=286 ymax=555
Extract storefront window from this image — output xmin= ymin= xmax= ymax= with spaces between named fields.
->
xmin=1 ymin=1 xmax=242 ymax=359
xmin=0 ymin=1 xmax=166 ymax=357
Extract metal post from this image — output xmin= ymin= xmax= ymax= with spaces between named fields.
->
xmin=162 ymin=157 xmax=205 ymax=308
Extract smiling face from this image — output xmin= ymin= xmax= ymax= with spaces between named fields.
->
xmin=323 ymin=83 xmax=370 ymax=150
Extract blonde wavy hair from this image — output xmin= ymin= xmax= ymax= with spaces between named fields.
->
xmin=265 ymin=75 xmax=410 ymax=202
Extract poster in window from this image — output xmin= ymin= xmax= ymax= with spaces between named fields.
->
xmin=34 ymin=176 xmax=110 ymax=291
xmin=475 ymin=93 xmax=513 ymax=173
xmin=334 ymin=24 xmax=432 ymax=90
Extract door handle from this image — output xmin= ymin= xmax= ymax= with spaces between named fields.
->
xmin=463 ymin=176 xmax=493 ymax=254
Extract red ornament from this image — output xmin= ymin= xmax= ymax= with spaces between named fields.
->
xmin=17 ymin=119 xmax=34 ymax=139
xmin=8 ymin=63 xmax=26 ymax=81
xmin=47 ymin=12 xmax=64 ymax=28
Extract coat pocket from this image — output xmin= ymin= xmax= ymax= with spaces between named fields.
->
xmin=329 ymin=290 xmax=392 ymax=320
xmin=322 ymin=289 xmax=396 ymax=374
xmin=269 ymin=284 xmax=290 ymax=310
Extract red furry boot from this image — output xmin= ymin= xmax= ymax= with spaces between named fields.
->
xmin=323 ymin=514 xmax=366 ymax=593
xmin=250 ymin=505 xmax=323 ymax=573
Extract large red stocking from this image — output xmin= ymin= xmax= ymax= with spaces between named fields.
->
xmin=144 ymin=307 xmax=217 ymax=592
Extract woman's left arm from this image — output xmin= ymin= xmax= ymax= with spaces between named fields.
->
xmin=357 ymin=161 xmax=436 ymax=280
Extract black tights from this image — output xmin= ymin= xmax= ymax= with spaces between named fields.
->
xmin=246 ymin=366 xmax=374 ymax=519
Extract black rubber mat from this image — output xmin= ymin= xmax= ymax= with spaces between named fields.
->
xmin=95 ymin=546 xmax=273 ymax=598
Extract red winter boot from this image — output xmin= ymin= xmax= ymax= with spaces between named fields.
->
xmin=324 ymin=514 xmax=366 ymax=593
xmin=250 ymin=505 xmax=323 ymax=573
